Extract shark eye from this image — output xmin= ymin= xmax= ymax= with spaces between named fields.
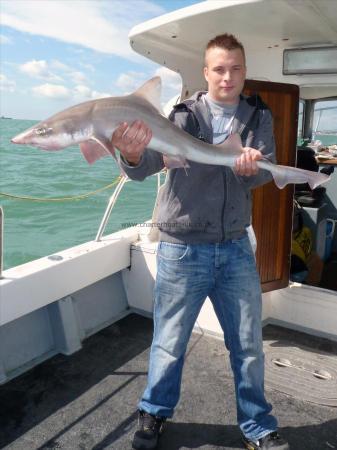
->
xmin=35 ymin=127 xmax=52 ymax=136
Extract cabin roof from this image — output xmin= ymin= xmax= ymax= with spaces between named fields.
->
xmin=129 ymin=0 xmax=337 ymax=99
xmin=1 ymin=313 xmax=336 ymax=449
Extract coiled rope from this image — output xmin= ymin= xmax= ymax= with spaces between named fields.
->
xmin=0 ymin=176 xmax=122 ymax=202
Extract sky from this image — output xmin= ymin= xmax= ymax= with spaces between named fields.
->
xmin=1 ymin=0 xmax=336 ymax=130
xmin=0 ymin=0 xmax=200 ymax=120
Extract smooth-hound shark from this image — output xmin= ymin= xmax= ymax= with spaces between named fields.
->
xmin=11 ymin=77 xmax=330 ymax=190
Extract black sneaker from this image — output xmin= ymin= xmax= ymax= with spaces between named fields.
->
xmin=132 ymin=410 xmax=166 ymax=449
xmin=242 ymin=431 xmax=289 ymax=450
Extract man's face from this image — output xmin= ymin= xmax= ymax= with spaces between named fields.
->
xmin=204 ymin=47 xmax=246 ymax=104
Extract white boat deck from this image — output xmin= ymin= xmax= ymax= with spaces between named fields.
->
xmin=0 ymin=314 xmax=336 ymax=449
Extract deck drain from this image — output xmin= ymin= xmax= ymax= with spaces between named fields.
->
xmin=48 ymin=254 xmax=63 ymax=261
xmin=313 ymin=369 xmax=332 ymax=380
xmin=264 ymin=340 xmax=337 ymax=406
xmin=272 ymin=358 xmax=292 ymax=368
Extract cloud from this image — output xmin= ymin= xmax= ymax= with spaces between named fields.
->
xmin=0 ymin=74 xmax=16 ymax=92
xmin=115 ymin=68 xmax=182 ymax=102
xmin=73 ymin=84 xmax=111 ymax=99
xmin=91 ymin=90 xmax=111 ymax=99
xmin=31 ymin=82 xmax=110 ymax=101
xmin=50 ymin=60 xmax=72 ymax=72
xmin=19 ymin=59 xmax=88 ymax=86
xmin=78 ymin=62 xmax=95 ymax=73
xmin=49 ymin=60 xmax=88 ymax=83
xmin=0 ymin=34 xmax=12 ymax=44
xmin=115 ymin=71 xmax=147 ymax=93
xmin=1 ymin=0 xmax=165 ymax=60
xmin=32 ymin=83 xmax=70 ymax=99
xmin=73 ymin=84 xmax=92 ymax=98
xmin=69 ymin=71 xmax=87 ymax=84
xmin=154 ymin=67 xmax=182 ymax=94
xmin=20 ymin=60 xmax=62 ymax=81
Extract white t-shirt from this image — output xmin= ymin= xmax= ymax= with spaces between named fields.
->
xmin=203 ymin=93 xmax=238 ymax=144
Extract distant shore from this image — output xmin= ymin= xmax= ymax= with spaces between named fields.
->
xmin=315 ymin=131 xmax=337 ymax=136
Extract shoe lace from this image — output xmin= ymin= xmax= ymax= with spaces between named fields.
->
xmin=256 ymin=432 xmax=280 ymax=446
xmin=269 ymin=432 xmax=280 ymax=441
xmin=140 ymin=412 xmax=160 ymax=431
xmin=260 ymin=431 xmax=280 ymax=443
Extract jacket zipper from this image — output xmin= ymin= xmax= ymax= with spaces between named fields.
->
xmin=221 ymin=169 xmax=226 ymax=241
xmin=222 ymin=122 xmax=247 ymax=241
xmin=222 ymin=167 xmax=233 ymax=241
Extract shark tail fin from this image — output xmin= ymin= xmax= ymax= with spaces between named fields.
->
xmin=301 ymin=169 xmax=330 ymax=190
xmin=269 ymin=164 xmax=331 ymax=190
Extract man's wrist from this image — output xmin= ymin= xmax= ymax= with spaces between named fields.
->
xmin=125 ymin=156 xmax=141 ymax=166
xmin=121 ymin=153 xmax=141 ymax=166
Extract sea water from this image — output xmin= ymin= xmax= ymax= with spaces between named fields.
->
xmin=0 ymin=119 xmax=159 ymax=270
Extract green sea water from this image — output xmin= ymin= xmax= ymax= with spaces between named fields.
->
xmin=313 ymin=134 xmax=337 ymax=146
xmin=0 ymin=119 xmax=159 ymax=270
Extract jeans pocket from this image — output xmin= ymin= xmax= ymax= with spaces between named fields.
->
xmin=158 ymin=242 xmax=189 ymax=261
xmin=231 ymin=235 xmax=254 ymax=257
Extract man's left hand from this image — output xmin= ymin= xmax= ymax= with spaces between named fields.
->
xmin=234 ymin=147 xmax=262 ymax=176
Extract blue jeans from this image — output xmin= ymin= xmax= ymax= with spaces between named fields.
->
xmin=138 ymin=235 xmax=277 ymax=442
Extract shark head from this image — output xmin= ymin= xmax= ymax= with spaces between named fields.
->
xmin=10 ymin=76 xmax=162 ymax=155
xmin=12 ymin=122 xmax=54 ymax=149
xmin=12 ymin=120 xmax=72 ymax=150
xmin=11 ymin=114 xmax=91 ymax=151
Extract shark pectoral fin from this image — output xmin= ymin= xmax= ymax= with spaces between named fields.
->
xmin=163 ymin=154 xmax=190 ymax=170
xmin=132 ymin=76 xmax=164 ymax=114
xmin=80 ymin=139 xmax=111 ymax=164
xmin=91 ymin=135 xmax=117 ymax=160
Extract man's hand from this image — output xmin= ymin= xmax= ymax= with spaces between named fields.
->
xmin=234 ymin=147 xmax=262 ymax=176
xmin=111 ymin=120 xmax=152 ymax=166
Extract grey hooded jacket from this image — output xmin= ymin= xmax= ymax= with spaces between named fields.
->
xmin=119 ymin=91 xmax=276 ymax=244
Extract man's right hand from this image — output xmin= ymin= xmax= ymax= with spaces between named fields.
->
xmin=111 ymin=120 xmax=152 ymax=166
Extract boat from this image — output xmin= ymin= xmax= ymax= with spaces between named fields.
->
xmin=1 ymin=1 xmax=337 ymax=448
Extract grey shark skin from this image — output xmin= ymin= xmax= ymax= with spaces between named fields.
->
xmin=11 ymin=76 xmax=329 ymax=190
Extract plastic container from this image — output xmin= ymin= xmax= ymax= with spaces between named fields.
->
xmin=317 ymin=219 xmax=337 ymax=261
xmin=325 ymin=219 xmax=336 ymax=261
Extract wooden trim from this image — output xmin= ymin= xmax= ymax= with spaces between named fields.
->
xmin=244 ymin=79 xmax=299 ymax=292
xmin=244 ymin=79 xmax=299 ymax=94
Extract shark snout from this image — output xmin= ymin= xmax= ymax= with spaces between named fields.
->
xmin=11 ymin=129 xmax=36 ymax=145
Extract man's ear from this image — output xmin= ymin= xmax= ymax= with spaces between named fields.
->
xmin=203 ymin=66 xmax=208 ymax=82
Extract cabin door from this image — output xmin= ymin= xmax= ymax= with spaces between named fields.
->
xmin=243 ymin=80 xmax=299 ymax=292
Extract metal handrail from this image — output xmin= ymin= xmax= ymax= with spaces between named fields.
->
xmin=95 ymin=175 xmax=129 ymax=242
xmin=95 ymin=171 xmax=165 ymax=242
xmin=0 ymin=206 xmax=3 ymax=279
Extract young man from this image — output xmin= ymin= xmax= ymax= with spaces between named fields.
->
xmin=112 ymin=34 xmax=289 ymax=450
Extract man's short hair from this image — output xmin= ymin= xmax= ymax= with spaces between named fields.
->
xmin=205 ymin=33 xmax=245 ymax=65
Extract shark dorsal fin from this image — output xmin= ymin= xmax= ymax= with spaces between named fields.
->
xmin=133 ymin=76 xmax=163 ymax=114
xmin=215 ymin=133 xmax=243 ymax=154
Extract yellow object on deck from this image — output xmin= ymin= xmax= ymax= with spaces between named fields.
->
xmin=292 ymin=226 xmax=312 ymax=263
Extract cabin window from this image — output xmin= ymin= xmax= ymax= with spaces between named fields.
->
xmin=312 ymin=99 xmax=337 ymax=145
xmin=283 ymin=47 xmax=337 ymax=75
xmin=297 ymin=100 xmax=305 ymax=143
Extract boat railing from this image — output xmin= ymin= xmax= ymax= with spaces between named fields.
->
xmin=95 ymin=171 xmax=165 ymax=242
xmin=0 ymin=206 xmax=3 ymax=279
